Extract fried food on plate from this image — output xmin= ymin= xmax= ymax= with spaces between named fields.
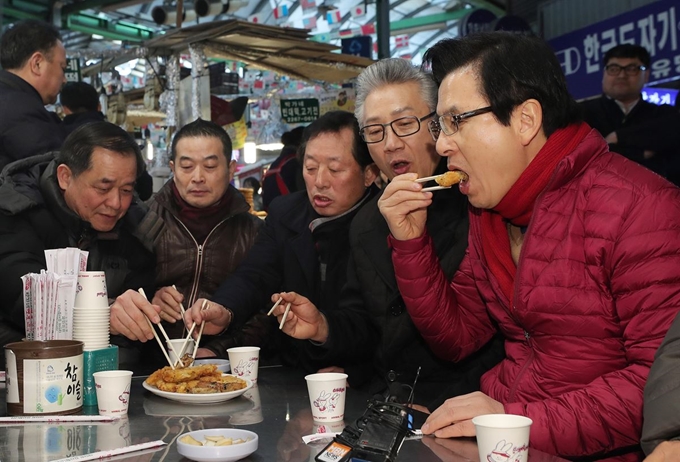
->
xmin=435 ymin=170 xmax=468 ymax=187
xmin=145 ymin=364 xmax=247 ymax=394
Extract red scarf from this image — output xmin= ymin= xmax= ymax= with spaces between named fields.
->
xmin=171 ymin=182 xmax=233 ymax=243
xmin=480 ymin=122 xmax=590 ymax=302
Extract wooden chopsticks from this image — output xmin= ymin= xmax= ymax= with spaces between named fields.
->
xmin=138 ymin=288 xmax=175 ymax=369
xmin=267 ymin=296 xmax=291 ymax=330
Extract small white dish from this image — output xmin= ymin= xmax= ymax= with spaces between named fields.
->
xmin=176 ymin=428 xmax=258 ymax=462
xmin=142 ymin=375 xmax=252 ymax=404
xmin=193 ymin=358 xmax=230 ymax=373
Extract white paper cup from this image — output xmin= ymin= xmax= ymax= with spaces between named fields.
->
xmin=472 ymin=414 xmax=532 ymax=462
xmin=75 ymin=271 xmax=109 ymax=308
xmin=305 ymin=373 xmax=347 ymax=422
xmin=227 ymin=347 xmax=260 ymax=382
xmin=166 ymin=338 xmax=195 ymax=365
xmin=92 ymin=370 xmax=133 ymax=416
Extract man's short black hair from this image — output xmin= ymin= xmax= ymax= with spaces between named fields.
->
xmin=0 ymin=20 xmax=62 ymax=70
xmin=170 ymin=118 xmax=233 ymax=162
xmin=60 ymin=82 xmax=100 ymax=113
xmin=423 ymin=32 xmax=581 ymax=138
xmin=603 ymin=43 xmax=651 ymax=68
xmin=297 ymin=110 xmax=372 ymax=169
xmin=56 ymin=121 xmax=144 ymax=179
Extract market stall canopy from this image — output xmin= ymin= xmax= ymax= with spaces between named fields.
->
xmin=143 ymin=19 xmax=375 ymax=83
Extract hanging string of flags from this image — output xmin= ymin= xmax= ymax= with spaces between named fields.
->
xmin=244 ymin=3 xmax=410 ymax=52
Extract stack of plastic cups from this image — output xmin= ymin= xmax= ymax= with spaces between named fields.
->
xmin=72 ymin=271 xmax=110 ymax=349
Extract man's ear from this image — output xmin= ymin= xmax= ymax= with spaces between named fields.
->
xmin=28 ymin=51 xmax=45 ymax=77
xmin=228 ymin=159 xmax=236 ymax=183
xmin=514 ymin=99 xmax=543 ymax=147
xmin=169 ymin=159 xmax=176 ymax=175
xmin=363 ymin=164 xmax=379 ymax=188
xmin=56 ymin=164 xmax=73 ymax=190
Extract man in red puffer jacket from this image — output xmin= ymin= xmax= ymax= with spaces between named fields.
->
xmin=379 ymin=33 xmax=680 ymax=461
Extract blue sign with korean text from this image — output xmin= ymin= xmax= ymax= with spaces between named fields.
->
xmin=642 ymin=86 xmax=678 ymax=105
xmin=548 ymin=0 xmax=679 ymax=100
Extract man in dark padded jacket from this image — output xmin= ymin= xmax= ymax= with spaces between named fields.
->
xmin=0 ymin=122 xmax=159 ymax=367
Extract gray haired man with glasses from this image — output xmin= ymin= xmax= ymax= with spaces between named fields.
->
xmin=268 ymin=58 xmax=504 ymax=411
xmin=580 ymin=43 xmax=680 ymax=184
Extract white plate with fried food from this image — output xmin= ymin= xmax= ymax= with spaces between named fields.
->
xmin=143 ymin=364 xmax=253 ymax=404
xmin=177 ymin=428 xmax=258 ymax=462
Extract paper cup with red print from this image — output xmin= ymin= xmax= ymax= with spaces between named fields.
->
xmin=305 ymin=372 xmax=347 ymax=422
xmin=92 ymin=370 xmax=132 ymax=416
xmin=74 ymin=271 xmax=109 ymax=308
xmin=227 ymin=346 xmax=260 ymax=383
xmin=473 ymin=414 xmax=532 ymax=462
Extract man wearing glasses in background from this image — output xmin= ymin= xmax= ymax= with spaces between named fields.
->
xmin=269 ymin=59 xmax=503 ymax=411
xmin=580 ymin=44 xmax=680 ymax=185
xmin=379 ymin=33 xmax=680 ymax=460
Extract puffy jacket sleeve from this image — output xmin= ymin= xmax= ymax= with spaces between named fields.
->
xmin=505 ymin=184 xmax=680 ymax=457
xmin=390 ymin=232 xmax=496 ymax=362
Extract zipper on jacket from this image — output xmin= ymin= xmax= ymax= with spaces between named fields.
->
xmin=171 ymin=215 xmax=229 ymax=307
xmin=507 ymin=327 xmax=535 ymax=402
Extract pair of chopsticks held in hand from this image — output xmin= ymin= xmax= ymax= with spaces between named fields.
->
xmin=267 ymin=297 xmax=291 ymax=330
xmin=138 ymin=288 xmax=206 ymax=369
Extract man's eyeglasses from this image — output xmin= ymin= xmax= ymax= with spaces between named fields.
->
xmin=604 ymin=63 xmax=647 ymax=76
xmin=427 ymin=106 xmax=493 ymax=141
xmin=359 ymin=112 xmax=435 ymax=144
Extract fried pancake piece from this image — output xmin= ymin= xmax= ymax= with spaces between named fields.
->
xmin=435 ymin=170 xmax=468 ymax=187
xmin=161 ymin=364 xmax=218 ymax=383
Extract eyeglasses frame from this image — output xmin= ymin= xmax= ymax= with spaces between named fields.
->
xmin=428 ymin=106 xmax=494 ymax=141
xmin=359 ymin=111 xmax=435 ymax=144
xmin=604 ymin=63 xmax=648 ymax=76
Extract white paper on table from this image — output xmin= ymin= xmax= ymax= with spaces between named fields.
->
xmin=48 ymin=440 xmax=167 ymax=462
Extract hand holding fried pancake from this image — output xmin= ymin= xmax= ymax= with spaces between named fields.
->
xmin=378 ymin=173 xmax=431 ymax=241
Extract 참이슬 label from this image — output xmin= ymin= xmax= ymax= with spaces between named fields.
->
xmin=24 ymin=354 xmax=83 ymax=413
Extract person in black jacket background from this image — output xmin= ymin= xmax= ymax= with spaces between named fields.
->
xmin=60 ymin=81 xmax=106 ymax=135
xmin=261 ymin=125 xmax=305 ymax=210
xmin=0 ymin=20 xmax=67 ymax=171
xmin=580 ymin=44 xmax=680 ymax=185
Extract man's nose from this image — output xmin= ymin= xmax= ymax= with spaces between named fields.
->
xmin=191 ymin=167 xmax=205 ymax=182
xmin=383 ymin=126 xmax=403 ymax=151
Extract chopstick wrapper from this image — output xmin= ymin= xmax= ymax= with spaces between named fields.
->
xmin=49 ymin=440 xmax=166 ymax=462
xmin=0 ymin=415 xmax=119 ymax=424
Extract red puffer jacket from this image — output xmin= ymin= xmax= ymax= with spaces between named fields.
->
xmin=391 ymin=129 xmax=680 ymax=460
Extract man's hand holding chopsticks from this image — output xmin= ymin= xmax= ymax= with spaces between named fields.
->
xmin=152 ymin=286 xmax=184 ymax=323
xmin=269 ymin=292 xmax=329 ymax=343
xmin=183 ymin=298 xmax=233 ymax=336
xmin=110 ymin=289 xmax=162 ymax=341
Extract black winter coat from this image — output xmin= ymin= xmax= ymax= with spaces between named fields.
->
xmin=309 ymin=161 xmax=506 ymax=410
xmin=0 ymin=70 xmax=65 ymax=171
xmin=208 ymin=188 xmax=378 ymax=370
xmin=0 ymin=153 xmax=158 ymax=354
xmin=580 ymin=94 xmax=680 ymax=184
